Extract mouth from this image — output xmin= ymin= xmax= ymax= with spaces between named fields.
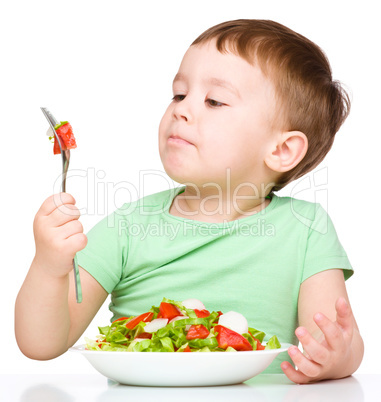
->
xmin=168 ymin=135 xmax=194 ymax=146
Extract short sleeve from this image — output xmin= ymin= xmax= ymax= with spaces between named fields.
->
xmin=76 ymin=211 xmax=129 ymax=293
xmin=301 ymin=205 xmax=353 ymax=283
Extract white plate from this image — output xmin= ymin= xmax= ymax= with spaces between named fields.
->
xmin=70 ymin=343 xmax=292 ymax=386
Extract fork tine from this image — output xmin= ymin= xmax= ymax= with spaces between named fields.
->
xmin=40 ymin=107 xmax=63 ymax=152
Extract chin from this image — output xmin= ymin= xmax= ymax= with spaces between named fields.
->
xmin=159 ymin=154 xmax=213 ymax=188
xmin=161 ymin=164 xmax=200 ymax=188
xmin=159 ymin=153 xmax=188 ymax=182
xmin=162 ymin=166 xmax=192 ymax=186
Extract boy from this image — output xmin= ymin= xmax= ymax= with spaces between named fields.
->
xmin=15 ymin=19 xmax=363 ymax=383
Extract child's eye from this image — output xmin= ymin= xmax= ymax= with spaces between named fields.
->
xmin=206 ymin=99 xmax=224 ymax=107
xmin=172 ymin=94 xmax=186 ymax=102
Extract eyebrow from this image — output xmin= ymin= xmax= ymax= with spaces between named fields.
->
xmin=173 ymin=73 xmax=241 ymax=98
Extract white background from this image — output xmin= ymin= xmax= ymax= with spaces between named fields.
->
xmin=1 ymin=0 xmax=380 ymax=375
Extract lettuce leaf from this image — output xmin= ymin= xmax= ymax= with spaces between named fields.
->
xmin=248 ymin=327 xmax=265 ymax=342
xmin=265 ymin=335 xmax=281 ymax=349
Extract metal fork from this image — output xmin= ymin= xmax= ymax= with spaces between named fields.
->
xmin=41 ymin=107 xmax=83 ymax=303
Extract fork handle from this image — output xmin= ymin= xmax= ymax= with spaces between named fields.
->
xmin=61 ymin=150 xmax=70 ymax=194
xmin=73 ymin=255 xmax=82 ymax=303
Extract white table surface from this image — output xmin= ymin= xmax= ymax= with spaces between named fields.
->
xmin=1 ymin=373 xmax=379 ymax=402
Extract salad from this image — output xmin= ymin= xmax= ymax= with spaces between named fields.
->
xmin=47 ymin=121 xmax=77 ymax=154
xmin=85 ymin=298 xmax=281 ymax=353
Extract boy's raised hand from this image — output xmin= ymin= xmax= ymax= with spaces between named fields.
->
xmin=33 ymin=193 xmax=87 ymax=277
xmin=281 ymin=297 xmax=357 ymax=383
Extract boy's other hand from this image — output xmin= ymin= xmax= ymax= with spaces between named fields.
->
xmin=33 ymin=193 xmax=87 ymax=277
xmin=281 ymin=297 xmax=357 ymax=383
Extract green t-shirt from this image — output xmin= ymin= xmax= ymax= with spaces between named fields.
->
xmin=77 ymin=187 xmax=353 ymax=372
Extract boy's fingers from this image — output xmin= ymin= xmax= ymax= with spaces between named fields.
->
xmin=287 ymin=346 xmax=321 ymax=379
xmin=313 ymin=313 xmax=345 ymax=352
xmin=49 ymin=204 xmax=81 ymax=226
xmin=57 ymin=219 xmax=84 ymax=240
xmin=281 ymin=361 xmax=312 ymax=384
xmin=335 ymin=297 xmax=353 ymax=334
xmin=38 ymin=193 xmax=76 ymax=216
xmin=295 ymin=327 xmax=330 ymax=365
xmin=65 ymin=232 xmax=88 ymax=254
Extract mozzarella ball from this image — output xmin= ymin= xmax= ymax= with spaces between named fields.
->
xmin=218 ymin=311 xmax=249 ymax=334
xmin=182 ymin=298 xmax=206 ymax=310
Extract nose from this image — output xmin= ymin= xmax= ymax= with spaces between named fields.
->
xmin=172 ymin=97 xmax=192 ymax=123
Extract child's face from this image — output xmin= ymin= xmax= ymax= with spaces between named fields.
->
xmin=159 ymin=40 xmax=279 ymax=191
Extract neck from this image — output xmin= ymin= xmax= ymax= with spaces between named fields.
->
xmin=171 ymin=182 xmax=273 ymax=223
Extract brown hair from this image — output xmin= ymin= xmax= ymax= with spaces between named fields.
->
xmin=192 ymin=19 xmax=350 ymax=191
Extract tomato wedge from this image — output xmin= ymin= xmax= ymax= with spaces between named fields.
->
xmin=214 ymin=325 xmax=253 ymax=351
xmin=159 ymin=302 xmax=182 ymax=320
xmin=112 ymin=317 xmax=129 ymax=324
xmin=194 ymin=309 xmax=210 ymax=318
xmin=125 ymin=312 xmax=154 ymax=329
xmin=186 ymin=324 xmax=210 ymax=340
xmin=135 ymin=332 xmax=152 ymax=339
xmin=53 ymin=122 xmax=77 ymax=154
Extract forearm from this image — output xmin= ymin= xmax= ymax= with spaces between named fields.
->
xmin=15 ymin=258 xmax=71 ymax=360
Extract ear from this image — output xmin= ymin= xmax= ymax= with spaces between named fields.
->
xmin=264 ymin=131 xmax=308 ymax=173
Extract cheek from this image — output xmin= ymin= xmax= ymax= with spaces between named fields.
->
xmin=200 ymin=117 xmax=239 ymax=152
xmin=158 ymin=108 xmax=172 ymax=149
xmin=158 ymin=106 xmax=171 ymax=135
